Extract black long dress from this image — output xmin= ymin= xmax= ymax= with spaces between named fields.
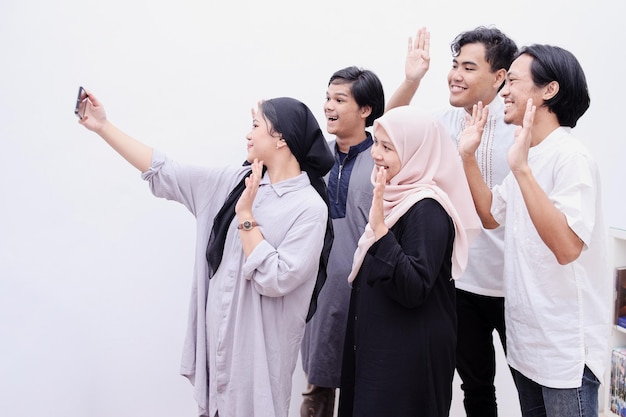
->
xmin=338 ymin=198 xmax=456 ymax=417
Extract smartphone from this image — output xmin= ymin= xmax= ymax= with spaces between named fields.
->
xmin=74 ymin=86 xmax=87 ymax=119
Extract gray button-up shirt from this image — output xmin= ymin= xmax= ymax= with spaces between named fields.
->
xmin=142 ymin=151 xmax=328 ymax=417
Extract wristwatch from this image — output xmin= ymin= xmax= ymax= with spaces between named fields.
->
xmin=237 ymin=220 xmax=258 ymax=231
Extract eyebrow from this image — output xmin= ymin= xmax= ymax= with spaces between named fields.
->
xmin=378 ymin=139 xmax=394 ymax=148
xmin=328 ymin=90 xmax=350 ymax=98
xmin=453 ymin=57 xmax=479 ymax=67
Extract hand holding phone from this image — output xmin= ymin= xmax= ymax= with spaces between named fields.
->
xmin=74 ymin=86 xmax=87 ymax=119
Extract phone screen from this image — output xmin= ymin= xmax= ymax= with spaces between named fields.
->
xmin=74 ymin=86 xmax=87 ymax=119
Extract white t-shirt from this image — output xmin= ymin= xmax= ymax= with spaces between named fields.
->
xmin=435 ymin=97 xmax=515 ymax=297
xmin=491 ymin=127 xmax=611 ymax=388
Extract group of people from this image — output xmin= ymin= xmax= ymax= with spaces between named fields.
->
xmin=76 ymin=24 xmax=611 ymax=417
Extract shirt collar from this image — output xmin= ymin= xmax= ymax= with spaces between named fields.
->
xmin=334 ymin=132 xmax=374 ymax=157
xmin=259 ymin=172 xmax=311 ymax=197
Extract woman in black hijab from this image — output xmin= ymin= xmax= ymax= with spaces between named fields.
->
xmin=207 ymin=97 xmax=334 ymax=321
xmin=77 ymin=92 xmax=334 ymax=417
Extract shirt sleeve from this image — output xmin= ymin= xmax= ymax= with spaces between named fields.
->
xmin=551 ymin=151 xmax=598 ymax=247
xmin=491 ymin=176 xmax=509 ymax=226
xmin=141 ymin=149 xmax=243 ymax=217
xmin=242 ymin=195 xmax=328 ymax=298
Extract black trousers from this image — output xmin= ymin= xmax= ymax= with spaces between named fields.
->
xmin=455 ymin=288 xmax=507 ymax=417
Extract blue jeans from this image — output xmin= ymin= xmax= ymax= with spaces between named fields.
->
xmin=511 ymin=365 xmax=600 ymax=417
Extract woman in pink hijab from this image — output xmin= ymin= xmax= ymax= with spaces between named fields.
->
xmin=338 ymin=106 xmax=481 ymax=417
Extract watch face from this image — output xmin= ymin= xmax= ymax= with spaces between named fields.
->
xmin=238 ymin=220 xmax=256 ymax=230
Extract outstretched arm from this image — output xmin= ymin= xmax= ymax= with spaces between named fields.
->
xmin=78 ymin=89 xmax=153 ymax=172
xmin=458 ymin=102 xmax=499 ymax=229
xmin=509 ymin=99 xmax=583 ymax=264
xmin=385 ymin=27 xmax=431 ymax=112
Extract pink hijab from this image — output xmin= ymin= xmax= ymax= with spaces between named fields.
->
xmin=347 ymin=106 xmax=481 ymax=283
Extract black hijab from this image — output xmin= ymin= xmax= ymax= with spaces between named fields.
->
xmin=206 ymin=97 xmax=334 ymax=322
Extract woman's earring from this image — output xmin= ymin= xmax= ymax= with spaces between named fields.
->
xmin=276 ymin=137 xmax=285 ymax=150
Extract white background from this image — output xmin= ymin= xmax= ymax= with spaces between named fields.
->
xmin=1 ymin=1 xmax=625 ymax=416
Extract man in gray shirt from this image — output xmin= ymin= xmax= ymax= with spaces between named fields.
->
xmin=300 ymin=66 xmax=384 ymax=417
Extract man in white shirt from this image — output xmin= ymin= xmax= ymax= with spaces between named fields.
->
xmin=458 ymin=44 xmax=610 ymax=417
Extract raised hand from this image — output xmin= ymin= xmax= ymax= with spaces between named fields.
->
xmin=77 ymin=89 xmax=108 ymax=133
xmin=458 ymin=102 xmax=489 ymax=160
xmin=405 ymin=27 xmax=431 ymax=83
xmin=75 ymin=88 xmax=153 ymax=172
xmin=508 ymin=99 xmax=536 ymax=175
xmin=370 ymin=165 xmax=389 ymax=241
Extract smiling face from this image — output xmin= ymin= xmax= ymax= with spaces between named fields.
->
xmin=245 ymin=106 xmax=282 ymax=163
xmin=448 ymin=42 xmax=502 ymax=112
xmin=501 ymin=54 xmax=542 ymax=126
xmin=324 ymin=80 xmax=369 ymax=140
xmin=371 ymin=125 xmax=401 ymax=182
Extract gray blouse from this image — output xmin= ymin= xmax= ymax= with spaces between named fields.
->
xmin=142 ymin=150 xmax=328 ymax=417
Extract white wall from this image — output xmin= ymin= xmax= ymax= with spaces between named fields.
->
xmin=1 ymin=1 xmax=624 ymax=416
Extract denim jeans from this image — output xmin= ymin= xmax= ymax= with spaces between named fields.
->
xmin=455 ymin=289 xmax=507 ymax=417
xmin=511 ymin=365 xmax=600 ymax=417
